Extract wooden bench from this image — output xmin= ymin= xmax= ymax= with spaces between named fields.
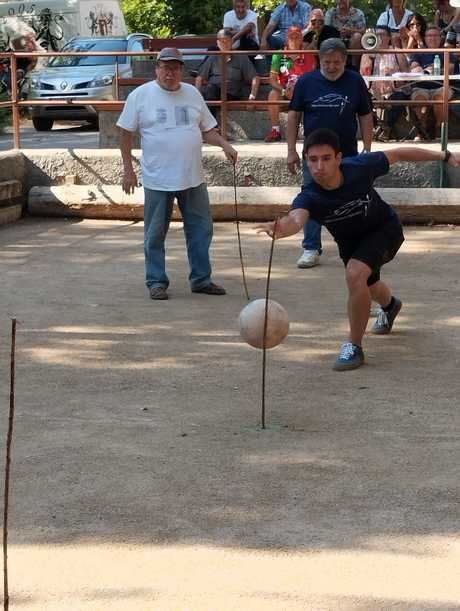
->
xmin=114 ymin=38 xmax=273 ymax=119
xmin=143 ymin=36 xmax=217 ymax=52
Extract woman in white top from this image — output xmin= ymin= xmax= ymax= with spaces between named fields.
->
xmin=376 ymin=0 xmax=413 ymax=47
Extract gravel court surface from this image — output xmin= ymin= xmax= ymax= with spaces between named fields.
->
xmin=0 ymin=218 xmax=459 ymax=610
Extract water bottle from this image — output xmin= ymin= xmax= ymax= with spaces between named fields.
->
xmin=433 ymin=55 xmax=441 ymax=76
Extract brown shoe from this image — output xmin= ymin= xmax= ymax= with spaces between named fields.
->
xmin=192 ymin=282 xmax=226 ymax=295
xmin=149 ymin=286 xmax=168 ymax=300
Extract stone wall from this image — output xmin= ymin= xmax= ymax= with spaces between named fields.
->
xmin=0 ymin=151 xmax=26 ymax=226
xmin=22 ymin=147 xmax=454 ymax=190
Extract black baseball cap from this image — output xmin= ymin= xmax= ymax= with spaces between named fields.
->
xmin=157 ymin=48 xmax=184 ymax=64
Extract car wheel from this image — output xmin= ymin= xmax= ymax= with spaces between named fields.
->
xmin=32 ymin=117 xmax=54 ymax=131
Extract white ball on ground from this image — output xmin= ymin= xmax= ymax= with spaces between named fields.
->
xmin=239 ymin=299 xmax=289 ymax=349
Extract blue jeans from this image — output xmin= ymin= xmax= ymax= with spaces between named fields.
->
xmin=302 ymin=159 xmax=322 ymax=253
xmin=267 ymin=34 xmax=284 ymax=49
xmin=144 ymin=183 xmax=213 ymax=290
xmin=266 ymin=34 xmax=284 ymax=72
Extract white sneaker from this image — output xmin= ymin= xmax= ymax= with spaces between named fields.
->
xmin=297 ymin=249 xmax=320 ymax=268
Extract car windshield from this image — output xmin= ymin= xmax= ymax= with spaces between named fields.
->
xmin=48 ymin=40 xmax=128 ymax=67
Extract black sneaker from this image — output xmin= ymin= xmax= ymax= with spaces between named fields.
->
xmin=333 ymin=342 xmax=364 ymax=371
xmin=149 ymin=286 xmax=168 ymax=300
xmin=192 ymin=282 xmax=226 ymax=296
xmin=371 ymin=297 xmax=402 ymax=335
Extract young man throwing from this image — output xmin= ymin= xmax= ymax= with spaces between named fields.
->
xmin=256 ymin=128 xmax=460 ymax=371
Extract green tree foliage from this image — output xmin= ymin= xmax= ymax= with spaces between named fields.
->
xmin=122 ymin=0 xmax=230 ymax=37
xmin=172 ymin=0 xmax=230 ymax=35
xmin=121 ymin=0 xmax=437 ymax=37
xmin=252 ymin=0 xmax=435 ymax=30
xmin=121 ymin=0 xmax=174 ymax=37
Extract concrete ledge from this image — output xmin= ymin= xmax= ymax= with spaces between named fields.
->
xmin=22 ymin=145 xmax=455 ymax=189
xmin=0 ymin=180 xmax=22 ymax=203
xmin=0 ymin=204 xmax=22 ymax=226
xmin=28 ymin=185 xmax=460 ymax=224
xmin=0 ymin=150 xmax=26 ymax=183
xmin=0 ymin=152 xmax=26 ymax=226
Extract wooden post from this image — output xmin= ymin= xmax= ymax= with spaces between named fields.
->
xmin=3 ymin=318 xmax=17 ymax=611
xmin=10 ymin=55 xmax=20 ymax=150
xmin=220 ymin=51 xmax=228 ymax=140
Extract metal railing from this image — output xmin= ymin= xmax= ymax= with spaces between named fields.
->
xmin=0 ymin=47 xmax=459 ymax=155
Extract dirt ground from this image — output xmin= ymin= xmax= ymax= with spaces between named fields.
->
xmin=0 ymin=218 xmax=459 ymax=611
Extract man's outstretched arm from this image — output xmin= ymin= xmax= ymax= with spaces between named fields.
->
xmin=255 ymin=208 xmax=309 ymax=239
xmin=384 ymin=147 xmax=460 ymax=167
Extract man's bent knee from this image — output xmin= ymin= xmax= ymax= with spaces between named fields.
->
xmin=345 ymin=259 xmax=372 ymax=290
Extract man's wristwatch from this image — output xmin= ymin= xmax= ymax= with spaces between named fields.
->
xmin=444 ymin=149 xmax=452 ymax=163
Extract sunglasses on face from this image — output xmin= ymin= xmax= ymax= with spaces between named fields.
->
xmin=311 ymin=19 xmax=324 ymax=24
xmin=408 ymin=22 xmax=421 ymax=28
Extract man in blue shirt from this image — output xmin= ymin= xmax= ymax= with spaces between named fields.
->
xmin=260 ymin=0 xmax=312 ymax=50
xmin=288 ymin=38 xmax=373 ymax=269
xmin=256 ymin=128 xmax=460 ymax=371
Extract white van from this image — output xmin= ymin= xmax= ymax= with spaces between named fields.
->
xmin=0 ymin=0 xmax=127 ymax=51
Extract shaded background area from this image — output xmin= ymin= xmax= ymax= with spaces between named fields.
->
xmin=0 ymin=219 xmax=459 ymax=609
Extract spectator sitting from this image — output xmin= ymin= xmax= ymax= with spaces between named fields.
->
xmin=302 ymin=8 xmax=340 ymax=50
xmin=325 ymin=0 xmax=366 ymax=58
xmin=260 ymin=0 xmax=312 ymax=50
xmin=434 ymin=0 xmax=459 ymax=37
xmin=405 ymin=13 xmax=427 ymax=50
xmin=264 ymin=26 xmax=316 ymax=142
xmin=195 ymin=28 xmax=260 ymax=116
xmin=409 ymin=24 xmax=456 ymax=138
xmin=376 ymin=0 xmax=413 ymax=48
xmin=10 ymin=33 xmax=41 ymax=80
xmin=223 ymin=0 xmax=260 ymax=54
xmin=360 ymin=25 xmax=409 ymax=140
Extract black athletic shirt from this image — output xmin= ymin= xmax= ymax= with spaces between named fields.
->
xmin=291 ymin=152 xmax=399 ymax=242
xmin=289 ymin=69 xmax=372 ymax=157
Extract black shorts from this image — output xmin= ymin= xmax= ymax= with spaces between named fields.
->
xmin=337 ymin=219 xmax=405 ymax=286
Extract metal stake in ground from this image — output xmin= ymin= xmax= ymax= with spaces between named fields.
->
xmin=3 ymin=318 xmax=17 ymax=611
xmin=261 ymin=219 xmax=278 ymax=429
xmin=232 ymin=161 xmax=250 ymax=301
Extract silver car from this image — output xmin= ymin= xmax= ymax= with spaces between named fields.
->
xmin=28 ymin=33 xmax=150 ymax=131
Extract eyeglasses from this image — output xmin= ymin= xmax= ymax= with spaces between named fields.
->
xmin=311 ymin=19 xmax=324 ymax=24
xmin=158 ymin=63 xmax=182 ymax=72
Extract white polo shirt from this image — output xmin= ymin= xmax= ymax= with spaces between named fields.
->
xmin=223 ymin=9 xmax=259 ymax=48
xmin=117 ymin=80 xmax=217 ymax=191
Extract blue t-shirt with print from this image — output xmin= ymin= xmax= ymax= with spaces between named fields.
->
xmin=289 ymin=69 xmax=372 ymax=157
xmin=291 ymin=152 xmax=398 ymax=242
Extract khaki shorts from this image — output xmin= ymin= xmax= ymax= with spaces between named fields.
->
xmin=411 ymin=86 xmax=453 ymax=100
